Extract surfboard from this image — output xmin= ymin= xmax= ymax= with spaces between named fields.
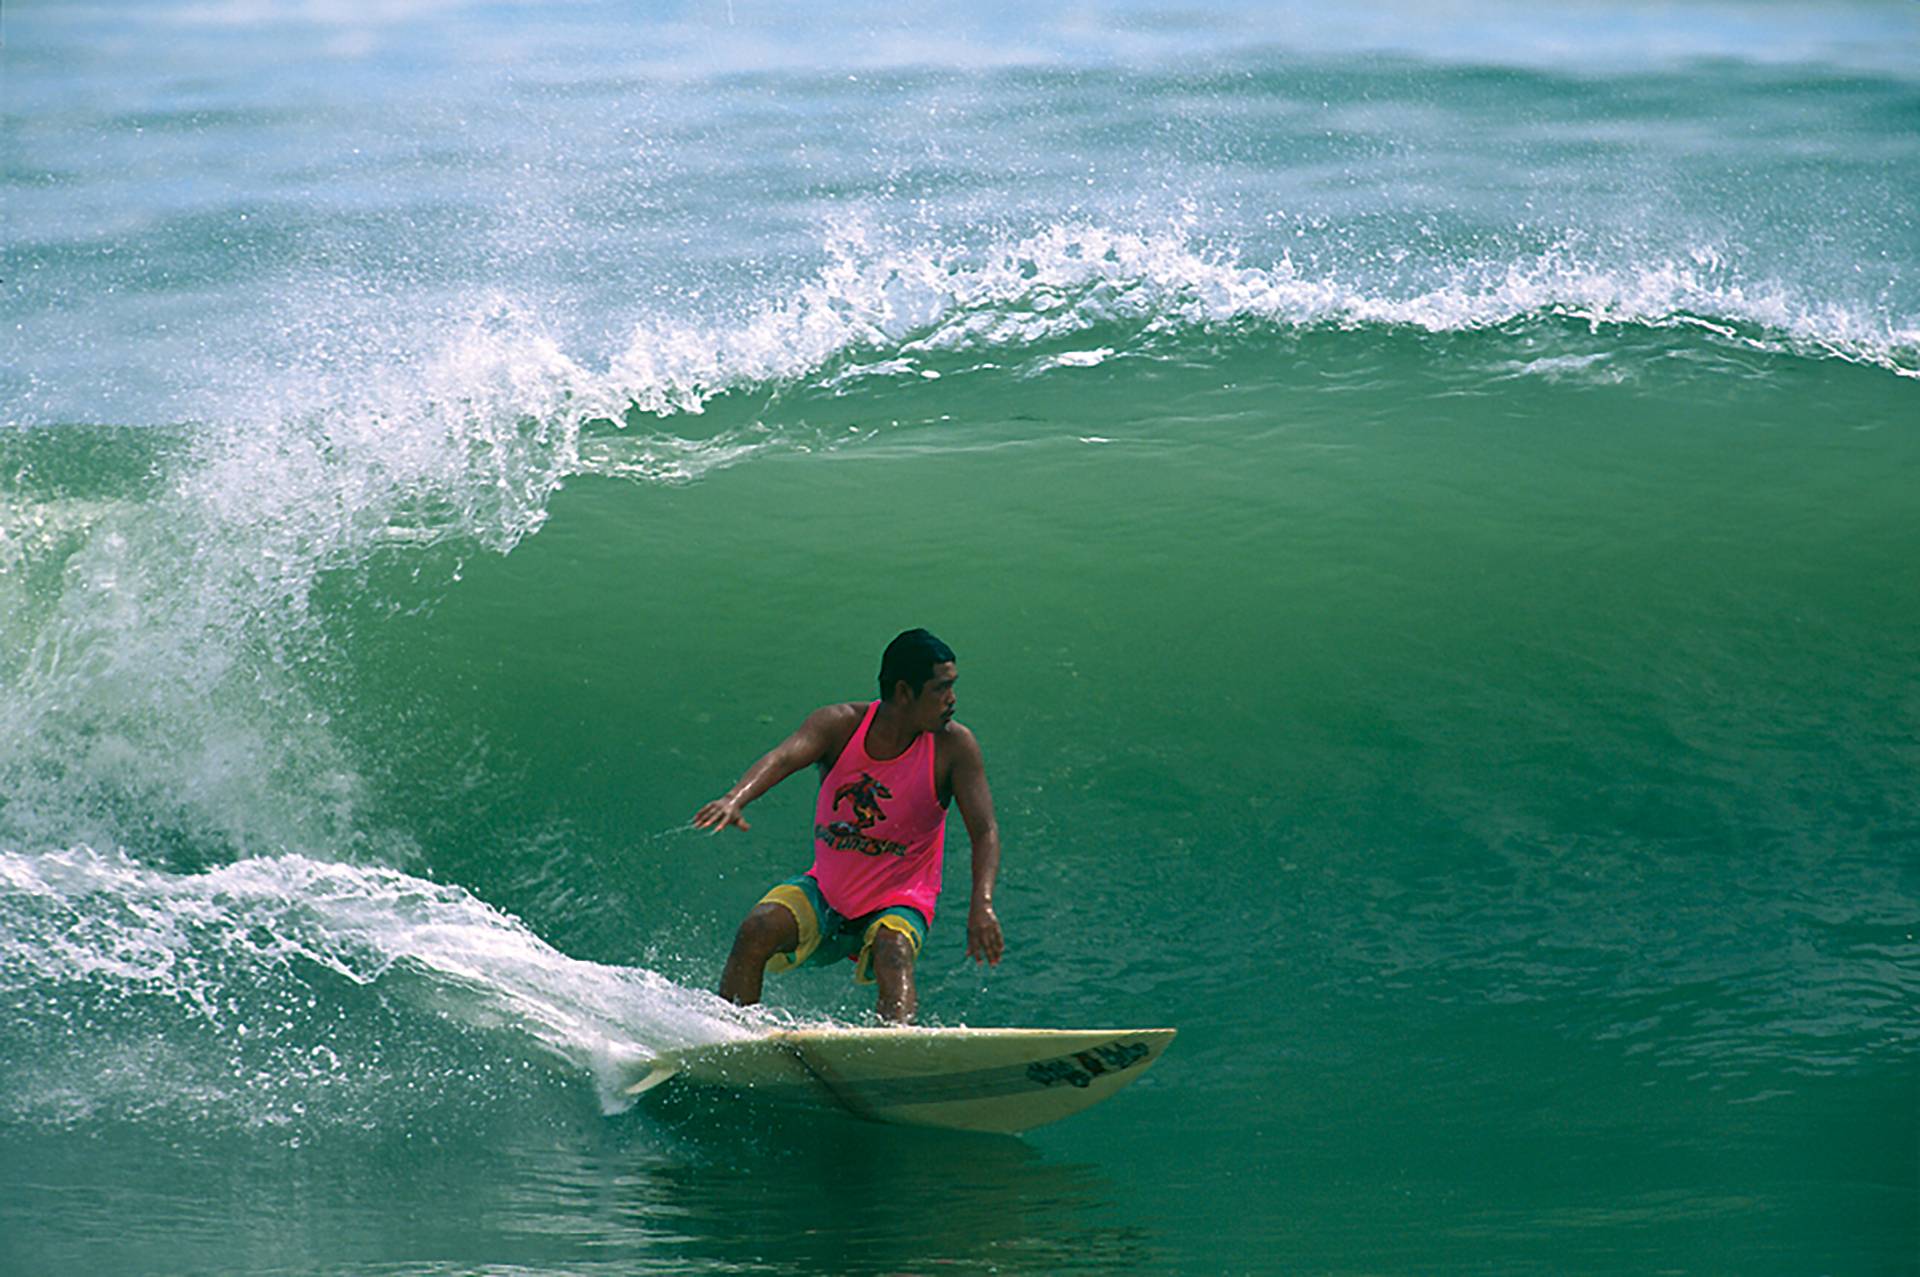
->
xmin=623 ymin=1025 xmax=1175 ymax=1134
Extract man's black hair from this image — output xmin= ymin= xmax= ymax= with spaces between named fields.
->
xmin=878 ymin=628 xmax=956 ymax=700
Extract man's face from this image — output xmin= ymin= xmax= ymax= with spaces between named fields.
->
xmin=902 ymin=661 xmax=958 ymax=732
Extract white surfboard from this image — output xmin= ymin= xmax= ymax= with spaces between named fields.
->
xmin=623 ymin=1025 xmax=1175 ymax=1134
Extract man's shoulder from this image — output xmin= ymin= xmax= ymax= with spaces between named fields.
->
xmin=936 ymin=720 xmax=983 ymax=759
xmin=803 ymin=701 xmax=868 ymax=742
xmin=792 ymin=702 xmax=866 ymax=769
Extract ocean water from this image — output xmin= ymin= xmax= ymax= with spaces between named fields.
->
xmin=3 ymin=2 xmax=1917 ymax=1273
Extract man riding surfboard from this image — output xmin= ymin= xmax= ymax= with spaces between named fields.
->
xmin=693 ymin=628 xmax=1006 ymax=1022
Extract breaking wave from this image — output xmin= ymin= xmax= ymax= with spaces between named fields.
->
xmin=1 ymin=221 xmax=1913 ymax=861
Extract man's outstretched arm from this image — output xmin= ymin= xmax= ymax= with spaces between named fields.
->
xmin=692 ymin=705 xmax=850 ymax=833
xmin=950 ymin=727 xmax=1006 ymax=966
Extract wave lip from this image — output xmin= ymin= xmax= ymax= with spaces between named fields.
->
xmin=603 ymin=226 xmax=1920 ymax=407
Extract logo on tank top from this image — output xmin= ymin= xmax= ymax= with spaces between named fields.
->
xmin=816 ymin=772 xmax=909 ymax=858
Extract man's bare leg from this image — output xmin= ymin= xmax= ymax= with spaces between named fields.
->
xmin=719 ymin=903 xmax=798 ymax=1007
xmin=871 ymin=929 xmax=917 ymax=1024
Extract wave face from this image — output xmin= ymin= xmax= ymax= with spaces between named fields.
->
xmin=3 ymin=3 xmax=1917 ymax=1275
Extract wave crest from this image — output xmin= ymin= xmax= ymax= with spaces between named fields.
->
xmin=596 ymin=223 xmax=1918 ymax=412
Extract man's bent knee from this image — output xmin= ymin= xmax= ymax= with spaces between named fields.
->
xmin=734 ymin=903 xmax=799 ymax=958
xmin=870 ymin=929 xmax=918 ymax=1022
xmin=870 ymin=928 xmax=916 ymax=975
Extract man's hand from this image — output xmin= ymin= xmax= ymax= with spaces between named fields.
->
xmin=966 ymin=899 xmax=1004 ymax=966
xmin=692 ymin=796 xmax=751 ymax=833
xmin=689 ymin=704 xmax=856 ymax=838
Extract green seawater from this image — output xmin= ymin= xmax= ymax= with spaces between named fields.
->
xmin=4 ymin=2 xmax=1918 ymax=1273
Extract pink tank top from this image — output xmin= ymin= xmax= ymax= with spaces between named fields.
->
xmin=809 ymin=701 xmax=948 ymax=921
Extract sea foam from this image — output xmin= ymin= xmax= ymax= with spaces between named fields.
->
xmin=0 ymin=846 xmax=756 ymax=1127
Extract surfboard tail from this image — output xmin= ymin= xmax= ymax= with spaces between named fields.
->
xmin=622 ymin=1059 xmax=681 ymax=1097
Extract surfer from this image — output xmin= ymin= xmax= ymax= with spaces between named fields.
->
xmin=693 ymin=628 xmax=1005 ymax=1022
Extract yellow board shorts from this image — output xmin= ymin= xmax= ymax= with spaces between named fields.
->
xmin=759 ymin=873 xmax=928 ymax=985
